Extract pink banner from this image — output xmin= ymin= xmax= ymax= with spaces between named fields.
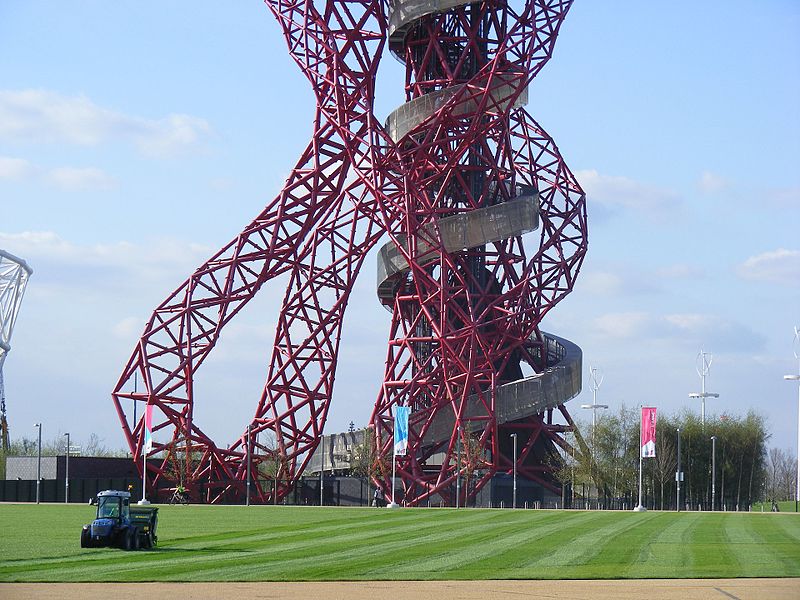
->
xmin=641 ymin=406 xmax=657 ymax=458
xmin=144 ymin=404 xmax=154 ymax=453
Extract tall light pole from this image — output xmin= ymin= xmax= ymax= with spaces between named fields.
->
xmin=455 ymin=425 xmax=462 ymax=509
xmin=511 ymin=433 xmax=517 ymax=509
xmin=64 ymin=432 xmax=70 ymax=504
xmin=246 ymin=423 xmax=252 ymax=507
xmin=784 ymin=326 xmax=800 ymax=514
xmin=581 ymin=366 xmax=607 ymax=502
xmin=34 ymin=422 xmax=41 ymax=504
xmin=676 ymin=427 xmax=682 ymax=512
xmin=319 ymin=434 xmax=325 ymax=506
xmin=689 ymin=349 xmax=719 ymax=429
xmin=710 ymin=435 xmax=716 ymax=511
xmin=581 ymin=366 xmax=608 ymax=440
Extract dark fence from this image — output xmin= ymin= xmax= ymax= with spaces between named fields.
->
xmin=0 ymin=477 xmax=142 ymax=504
xmin=1 ymin=474 xmax=560 ymax=507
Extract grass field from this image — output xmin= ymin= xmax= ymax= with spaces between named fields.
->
xmin=1 ymin=504 xmax=799 ymax=582
xmin=753 ymin=500 xmax=799 ymax=513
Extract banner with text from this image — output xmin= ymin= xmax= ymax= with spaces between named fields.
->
xmin=641 ymin=406 xmax=657 ymax=458
xmin=394 ymin=406 xmax=410 ymax=456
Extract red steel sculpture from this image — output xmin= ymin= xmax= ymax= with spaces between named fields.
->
xmin=112 ymin=0 xmax=587 ymax=505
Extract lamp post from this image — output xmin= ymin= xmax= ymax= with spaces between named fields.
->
xmin=676 ymin=427 xmax=682 ymax=512
xmin=784 ymin=326 xmax=800 ymax=513
xmin=246 ymin=423 xmax=252 ymax=507
xmin=689 ymin=349 xmax=719 ymax=429
xmin=581 ymin=366 xmax=608 ymax=441
xmin=34 ymin=423 xmax=41 ymax=504
xmin=320 ymin=434 xmax=325 ymax=506
xmin=710 ymin=435 xmax=716 ymax=511
xmin=455 ymin=425 xmax=462 ymax=509
xmin=581 ymin=366 xmax=607 ymax=504
xmin=64 ymin=432 xmax=70 ymax=504
xmin=511 ymin=433 xmax=517 ymax=509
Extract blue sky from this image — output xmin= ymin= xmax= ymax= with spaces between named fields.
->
xmin=1 ymin=1 xmax=798 ymax=456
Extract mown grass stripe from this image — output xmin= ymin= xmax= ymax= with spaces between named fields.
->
xmin=586 ymin=512 xmax=673 ymax=578
xmin=166 ymin=509 xmax=512 ymax=581
xmin=626 ymin=511 xmax=700 ymax=577
xmin=2 ymin=504 xmax=799 ymax=581
xmin=771 ymin=513 xmax=800 ymax=543
xmin=523 ymin=511 xmax=659 ymax=568
xmin=743 ymin=515 xmax=800 ymax=574
xmin=721 ymin=513 xmax=781 ymax=577
xmin=384 ymin=511 xmax=594 ymax=576
xmin=11 ymin=509 xmax=504 ymax=581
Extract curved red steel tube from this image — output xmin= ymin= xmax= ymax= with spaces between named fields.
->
xmin=111 ymin=0 xmax=587 ymax=505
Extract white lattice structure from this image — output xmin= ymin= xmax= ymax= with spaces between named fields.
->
xmin=0 ymin=249 xmax=33 ymax=451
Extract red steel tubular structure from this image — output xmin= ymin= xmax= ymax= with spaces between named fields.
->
xmin=112 ymin=0 xmax=587 ymax=505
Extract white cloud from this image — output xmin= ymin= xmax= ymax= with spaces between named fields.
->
xmin=576 ymin=169 xmax=680 ymax=218
xmin=591 ymin=310 xmax=764 ymax=352
xmin=579 ymin=271 xmax=624 ymax=296
xmin=593 ymin=312 xmax=653 ymax=338
xmin=737 ymin=249 xmax=800 ymax=285
xmin=656 ymin=264 xmax=706 ymax=280
xmin=0 ymin=89 xmax=211 ymax=158
xmin=0 ymin=155 xmax=116 ymax=190
xmin=765 ymin=187 xmax=800 ymax=209
xmin=0 ymin=156 xmax=34 ymax=180
xmin=664 ymin=313 xmax=765 ymax=351
xmin=112 ymin=316 xmax=144 ymax=340
xmin=697 ymin=171 xmax=729 ymax=194
xmin=46 ymin=166 xmax=116 ymax=191
xmin=0 ymin=231 xmax=212 ymax=292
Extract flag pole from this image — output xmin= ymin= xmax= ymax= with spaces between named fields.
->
xmin=389 ymin=405 xmax=407 ymax=509
xmin=634 ymin=405 xmax=645 ymax=511
xmin=139 ymin=400 xmax=152 ymax=505
xmin=391 ymin=451 xmax=396 ymax=506
xmin=141 ymin=440 xmax=148 ymax=504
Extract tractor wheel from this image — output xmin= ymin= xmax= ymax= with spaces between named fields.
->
xmin=123 ymin=529 xmax=133 ymax=551
xmin=80 ymin=528 xmax=90 ymax=548
xmin=133 ymin=529 xmax=140 ymax=551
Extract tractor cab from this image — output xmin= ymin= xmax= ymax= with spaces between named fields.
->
xmin=95 ymin=490 xmax=131 ymax=521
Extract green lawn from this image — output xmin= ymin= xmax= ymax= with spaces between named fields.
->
xmin=1 ymin=504 xmax=798 ymax=581
xmin=752 ymin=500 xmax=799 ymax=513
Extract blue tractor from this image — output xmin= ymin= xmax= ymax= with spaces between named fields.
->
xmin=81 ymin=490 xmax=158 ymax=550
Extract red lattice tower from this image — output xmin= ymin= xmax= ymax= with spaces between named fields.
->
xmin=111 ymin=0 xmax=586 ymax=505
xmin=370 ymin=0 xmax=586 ymax=506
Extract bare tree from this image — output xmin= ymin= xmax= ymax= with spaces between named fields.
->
xmin=654 ymin=433 xmax=677 ymax=510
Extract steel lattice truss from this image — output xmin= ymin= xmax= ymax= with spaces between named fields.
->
xmin=0 ymin=250 xmax=33 ymax=452
xmin=112 ymin=0 xmax=587 ymax=505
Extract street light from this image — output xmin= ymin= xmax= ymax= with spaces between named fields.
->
xmin=710 ymin=435 xmax=717 ymax=511
xmin=455 ymin=425 xmax=462 ymax=509
xmin=581 ymin=366 xmax=607 ymax=504
xmin=320 ymin=434 xmax=325 ymax=507
xmin=784 ymin=326 xmax=800 ymax=514
xmin=64 ymin=432 xmax=70 ymax=504
xmin=34 ymin=423 xmax=41 ymax=504
xmin=581 ymin=366 xmax=608 ymax=439
xmin=689 ymin=349 xmax=719 ymax=429
xmin=511 ymin=433 xmax=518 ymax=509
xmin=676 ymin=427 xmax=682 ymax=512
xmin=246 ymin=423 xmax=252 ymax=507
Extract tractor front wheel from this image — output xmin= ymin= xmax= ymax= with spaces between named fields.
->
xmin=80 ymin=528 xmax=90 ymax=548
